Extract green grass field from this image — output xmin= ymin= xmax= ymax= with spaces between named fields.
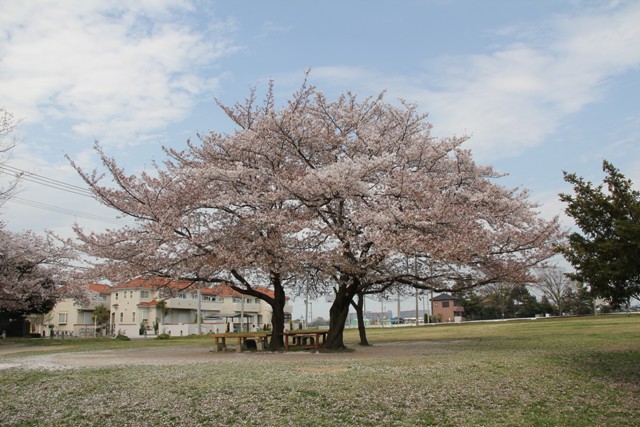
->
xmin=1 ymin=315 xmax=638 ymax=426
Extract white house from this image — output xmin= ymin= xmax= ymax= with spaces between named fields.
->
xmin=35 ymin=277 xmax=292 ymax=338
xmin=29 ymin=283 xmax=112 ymax=337
xmin=107 ymin=277 xmax=292 ymax=337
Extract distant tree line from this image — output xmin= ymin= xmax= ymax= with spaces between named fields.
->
xmin=454 ymin=280 xmax=594 ymax=321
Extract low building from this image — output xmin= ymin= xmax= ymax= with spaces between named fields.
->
xmin=36 ymin=277 xmax=293 ymax=338
xmin=29 ymin=283 xmax=112 ymax=337
xmin=107 ymin=277 xmax=292 ymax=337
xmin=431 ymin=293 xmax=464 ymax=323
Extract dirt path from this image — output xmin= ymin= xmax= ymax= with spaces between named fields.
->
xmin=0 ymin=345 xmax=73 ymax=356
xmin=0 ymin=340 xmax=450 ymax=371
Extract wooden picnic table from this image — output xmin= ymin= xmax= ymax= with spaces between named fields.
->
xmin=212 ymin=332 xmax=270 ymax=352
xmin=282 ymin=330 xmax=328 ymax=351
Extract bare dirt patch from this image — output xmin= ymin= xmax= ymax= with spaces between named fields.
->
xmin=0 ymin=345 xmax=72 ymax=356
xmin=0 ymin=339 xmax=461 ymax=370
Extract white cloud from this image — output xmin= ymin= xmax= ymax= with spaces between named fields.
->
xmin=310 ymin=2 xmax=640 ymax=163
xmin=421 ymin=1 xmax=640 ymax=160
xmin=0 ymin=1 xmax=236 ymax=146
xmin=0 ymin=141 xmax=128 ymax=236
xmin=531 ymin=188 xmax=574 ymax=228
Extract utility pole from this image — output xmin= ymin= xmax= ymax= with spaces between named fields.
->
xmin=414 ymin=254 xmax=419 ymax=326
xmin=429 ymin=290 xmax=433 ymax=323
xmin=240 ymin=295 xmax=245 ymax=332
xmin=304 ymin=284 xmax=309 ymax=329
xmin=415 ymin=291 xmax=419 ymax=326
xmin=363 ymin=295 xmax=366 ymax=325
xmin=197 ymin=286 xmax=202 ymax=335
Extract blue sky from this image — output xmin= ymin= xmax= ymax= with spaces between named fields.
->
xmin=1 ymin=1 xmax=639 ymax=318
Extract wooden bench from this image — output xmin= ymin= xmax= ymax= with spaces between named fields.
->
xmin=282 ymin=331 xmax=328 ymax=351
xmin=212 ymin=333 xmax=270 ymax=353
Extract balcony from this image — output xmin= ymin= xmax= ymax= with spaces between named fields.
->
xmin=83 ymin=299 xmax=111 ymax=310
xmin=166 ymin=298 xmax=224 ymax=311
xmin=231 ymin=302 xmax=261 ymax=312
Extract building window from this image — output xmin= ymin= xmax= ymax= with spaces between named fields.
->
xmin=140 ymin=291 xmax=149 ymax=299
xmin=115 ymin=293 xmax=118 ymax=300
xmin=130 ymin=291 xmax=133 ymax=298
xmin=124 ymin=291 xmax=127 ymax=299
xmin=191 ymin=291 xmax=198 ymax=300
xmin=58 ymin=313 xmax=68 ymax=324
xmin=119 ymin=312 xmax=124 ymax=322
xmin=179 ymin=292 xmax=187 ymax=299
xmin=132 ymin=312 xmax=136 ymax=322
xmin=442 ymin=301 xmax=450 ymax=308
xmin=232 ymin=297 xmax=242 ymax=303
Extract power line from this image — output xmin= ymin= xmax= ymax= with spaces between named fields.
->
xmin=0 ymin=164 xmax=95 ymax=198
xmin=0 ymin=163 xmax=132 ymax=226
xmin=8 ymin=197 xmax=127 ymax=226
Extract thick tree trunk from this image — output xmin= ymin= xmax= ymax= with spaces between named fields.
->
xmin=267 ymin=281 xmax=286 ymax=351
xmin=351 ymin=292 xmax=369 ymax=346
xmin=323 ymin=284 xmax=356 ymax=350
xmin=229 ymin=269 xmax=286 ymax=351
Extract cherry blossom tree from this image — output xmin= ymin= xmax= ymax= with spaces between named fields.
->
xmin=68 ymin=147 xmax=298 ymax=349
xmin=218 ymin=83 xmax=565 ymax=349
xmin=0 ymin=109 xmax=83 ymax=329
xmin=70 ymin=78 xmax=564 ymax=351
xmin=0 ymin=229 xmax=82 ymax=316
xmin=69 ymin=85 xmax=310 ymax=350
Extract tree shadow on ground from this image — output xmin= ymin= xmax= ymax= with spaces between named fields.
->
xmin=567 ymin=350 xmax=640 ymax=388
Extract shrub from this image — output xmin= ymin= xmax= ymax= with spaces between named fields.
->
xmin=156 ymin=333 xmax=170 ymax=340
xmin=115 ymin=333 xmax=131 ymax=341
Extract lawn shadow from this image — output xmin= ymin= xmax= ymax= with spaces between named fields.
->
xmin=567 ymin=350 xmax=640 ymax=388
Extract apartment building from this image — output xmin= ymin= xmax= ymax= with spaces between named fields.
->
xmin=38 ymin=277 xmax=292 ymax=338
xmin=28 ymin=283 xmax=112 ymax=337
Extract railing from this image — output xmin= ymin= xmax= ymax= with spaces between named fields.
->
xmin=231 ymin=302 xmax=261 ymax=311
xmin=165 ymin=299 xmax=224 ymax=310
xmin=71 ymin=324 xmax=112 ymax=337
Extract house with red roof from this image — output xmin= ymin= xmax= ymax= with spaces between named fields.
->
xmin=33 ymin=277 xmax=292 ymax=338
xmin=29 ymin=283 xmax=113 ymax=337
xmin=107 ymin=277 xmax=292 ymax=337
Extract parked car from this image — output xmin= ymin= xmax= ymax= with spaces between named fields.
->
xmin=390 ymin=317 xmax=405 ymax=325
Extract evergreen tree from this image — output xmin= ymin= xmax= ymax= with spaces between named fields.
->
xmin=560 ymin=161 xmax=640 ymax=307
